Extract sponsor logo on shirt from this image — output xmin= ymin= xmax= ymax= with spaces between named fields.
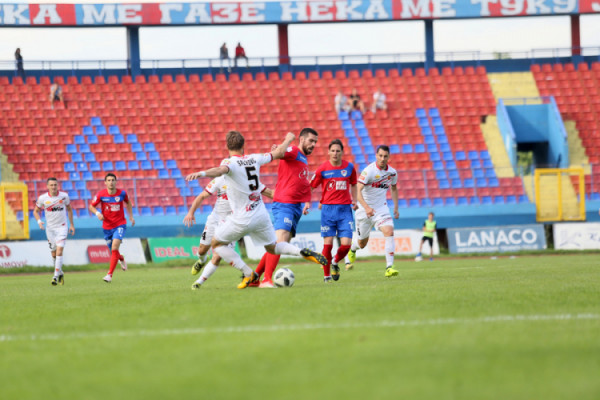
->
xmin=46 ymin=206 xmax=64 ymax=212
xmin=336 ymin=181 xmax=347 ymax=190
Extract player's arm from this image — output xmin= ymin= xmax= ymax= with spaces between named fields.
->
xmin=271 ymin=132 xmax=296 ymax=160
xmin=124 ymin=199 xmax=135 ymax=227
xmin=33 ymin=205 xmax=44 ymax=230
xmin=302 ymin=201 xmax=311 ymax=215
xmin=356 ymin=182 xmax=374 ymax=217
xmin=186 ymin=165 xmax=229 ymax=181
xmin=350 ymin=184 xmax=358 ymax=210
xmin=184 ymin=190 xmax=211 ymax=227
xmin=391 ymin=184 xmax=399 ymax=219
xmin=66 ymin=204 xmax=75 ymax=235
xmin=89 ymin=201 xmax=104 ymax=221
xmin=261 ymin=187 xmax=274 ymax=199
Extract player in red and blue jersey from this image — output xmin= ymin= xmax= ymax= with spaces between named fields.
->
xmin=89 ymin=173 xmax=135 ymax=283
xmin=253 ymin=127 xmax=319 ymax=288
xmin=310 ymin=139 xmax=357 ymax=282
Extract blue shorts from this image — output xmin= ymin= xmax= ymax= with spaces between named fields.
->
xmin=272 ymin=202 xmax=303 ymax=236
xmin=103 ymin=224 xmax=127 ymax=248
xmin=320 ymin=204 xmax=354 ymax=238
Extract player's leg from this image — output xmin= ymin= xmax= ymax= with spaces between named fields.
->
xmin=213 ymin=220 xmax=258 ymax=289
xmin=193 ymin=215 xmax=217 ymax=275
xmin=320 ymin=205 xmax=335 ymax=281
xmin=53 ymin=226 xmax=68 ymax=285
xmin=331 ymin=206 xmax=354 ymax=279
xmin=47 ymin=229 xmax=60 ymax=285
xmin=262 ymin=203 xmax=301 ymax=284
xmin=428 ymin=237 xmax=434 ymax=260
xmin=322 ymin=236 xmax=334 ymax=282
xmin=347 ymin=214 xmax=374 ymax=268
xmin=379 ymin=224 xmax=398 ymax=277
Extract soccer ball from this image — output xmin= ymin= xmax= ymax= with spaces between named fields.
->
xmin=273 ymin=268 xmax=295 ymax=287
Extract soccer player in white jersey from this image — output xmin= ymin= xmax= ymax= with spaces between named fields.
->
xmin=185 ymin=130 xmax=327 ymax=289
xmin=33 ymin=177 xmax=75 ymax=285
xmin=347 ymin=145 xmax=400 ymax=277
xmin=183 ymin=175 xmax=273 ymax=290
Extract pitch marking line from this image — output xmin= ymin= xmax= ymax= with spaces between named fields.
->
xmin=1 ymin=313 xmax=598 ymax=342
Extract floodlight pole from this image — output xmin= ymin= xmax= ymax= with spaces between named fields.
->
xmin=127 ymin=26 xmax=141 ymax=78
xmin=425 ymin=20 xmax=435 ymax=72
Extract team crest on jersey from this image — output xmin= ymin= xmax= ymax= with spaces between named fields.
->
xmin=114 ymin=197 xmax=120 ymax=202
xmin=341 ymin=170 xmax=348 ymax=177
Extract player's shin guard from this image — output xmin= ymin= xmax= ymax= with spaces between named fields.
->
xmin=385 ymin=236 xmax=395 ymax=267
xmin=322 ymin=244 xmax=333 ymax=277
xmin=108 ymin=250 xmax=120 ymax=276
xmin=274 ymin=242 xmax=301 ymax=256
xmin=334 ymin=245 xmax=351 ymax=264
xmin=54 ymin=255 xmax=63 ymax=276
xmin=197 ymin=261 xmax=218 ymax=284
xmin=254 ymin=252 xmax=268 ymax=276
xmin=351 ymin=237 xmax=360 ymax=252
xmin=214 ymin=245 xmax=252 ymax=276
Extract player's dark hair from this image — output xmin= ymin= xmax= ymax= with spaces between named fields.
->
xmin=429 ymin=212 xmax=435 ymax=217
xmin=226 ymin=130 xmax=245 ymax=151
xmin=376 ymin=145 xmax=390 ymax=154
xmin=329 ymin=139 xmax=344 ymax=151
xmin=299 ymin=127 xmax=318 ymax=138
xmin=46 ymin=177 xmax=57 ymax=183
xmin=105 ymin=173 xmax=117 ymax=181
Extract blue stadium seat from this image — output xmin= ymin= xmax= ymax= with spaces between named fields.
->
xmin=518 ymin=195 xmax=529 ymax=203
xmin=590 ymin=192 xmax=600 ymax=201
xmin=468 ymin=151 xmax=479 ymax=160
xmin=427 ymin=144 xmax=438 ymax=153
xmin=143 ymin=143 xmax=156 ymax=152
xmin=481 ymin=196 xmax=493 ymax=205
xmin=506 ymin=195 xmax=517 ymax=204
xmin=177 ymin=206 xmax=188 ymax=215
xmin=126 ymin=134 xmax=138 ymax=143
xmin=437 ymin=136 xmax=448 ymax=144
xmin=457 ymin=196 xmax=469 ymax=205
xmin=83 ymin=154 xmax=95 ymax=163
xmin=79 ymin=144 xmax=91 ymax=154
xmin=448 ymin=170 xmax=460 ymax=179
xmin=128 ymin=161 xmax=139 ymax=170
xmin=455 ymin=151 xmax=466 ymax=161
xmin=90 ymin=117 xmax=102 ymax=126
xmin=166 ymin=160 xmax=177 ymax=169
xmin=135 ymin=152 xmax=147 ymax=161
xmin=408 ymin=198 xmax=420 ymax=207
xmin=485 ymin=168 xmax=496 ymax=178
xmin=363 ymin=138 xmax=373 ymax=147
xmin=95 ymin=126 xmax=107 ymax=135
xmin=446 ymin=161 xmax=457 ymax=170
xmin=341 ymin=120 xmax=353 ymax=130
xmin=338 ymin=111 xmax=349 ymax=120
xmin=192 ymin=187 xmax=203 ymax=196
xmin=439 ymin=179 xmax=450 ymax=189
xmin=428 ymin=108 xmax=440 ymax=117
xmin=349 ymin=138 xmax=359 ymax=147
xmin=64 ymin=162 xmax=75 ymax=172
xmin=418 ymin=118 xmax=429 ymax=128
xmin=483 ymin=159 xmax=494 ymax=168
xmin=488 ymin=177 xmax=499 ymax=187
xmin=434 ymin=126 xmax=446 ymax=135
xmin=344 ymin=128 xmax=356 ymax=138
xmin=140 ymin=207 xmax=152 ymax=216
xmin=493 ymin=195 xmax=505 ymax=204
xmin=131 ymin=143 xmax=142 ymax=152
xmin=66 ymin=144 xmax=77 ymax=154
xmin=180 ymin=187 xmax=191 ymax=197
xmin=154 ymin=160 xmax=166 ymax=170
xmin=87 ymin=135 xmax=99 ymax=145
xmin=74 ymin=135 xmax=86 ymax=145
xmin=187 ymin=179 xmax=199 ymax=188
xmin=115 ymin=161 xmax=127 ymax=171
xmin=415 ymin=108 xmax=426 ymax=118
xmin=82 ymin=126 xmax=94 ymax=135
xmin=82 ymin=171 xmax=93 ymax=181
xmin=470 ymin=196 xmax=480 ymax=205
xmin=445 ymin=197 xmax=456 ymax=206
xmin=354 ymin=154 xmax=366 ymax=163
xmin=367 ymin=154 xmax=376 ymax=163
xmin=430 ymin=152 xmax=441 ymax=162
xmin=140 ymin=161 xmax=152 ymax=170
xmin=201 ymin=205 xmax=212 ymax=213
xmin=132 ymin=208 xmax=140 ymax=217
xmin=433 ymin=197 xmax=444 ymax=206
xmin=414 ymin=144 xmax=425 ymax=153
xmin=476 ymin=178 xmax=487 ymax=187
xmin=421 ymin=126 xmax=432 ymax=135
xmin=102 ymin=161 xmax=113 ymax=171
xmin=398 ymin=199 xmax=408 ymax=208
xmin=80 ymin=190 xmax=92 ymax=199
xmin=109 ymin=125 xmax=120 ymax=134
xmin=350 ymin=111 xmax=362 ymax=120
xmin=165 ymin=206 xmax=177 ymax=216
xmin=355 ymin=120 xmax=366 ymax=129
xmin=436 ymin=171 xmax=447 ymax=180
xmin=170 ymin=169 xmax=182 ymax=178
xmin=431 ymin=117 xmax=442 ymax=126
xmin=62 ymin=181 xmax=74 ymax=191
xmin=424 ymin=135 xmax=435 ymax=145
xmin=464 ymin=179 xmax=474 ymax=188
xmin=480 ymin=150 xmax=490 ymax=160
xmin=442 ymin=151 xmax=453 ymax=161
xmin=357 ymin=128 xmax=369 ymax=138
xmin=473 ymin=169 xmax=484 ymax=178
xmin=451 ymin=179 xmax=462 ymax=188
xmin=71 ymin=153 xmax=83 ymax=163
xmin=421 ymin=198 xmax=432 ymax=207
xmin=402 ymin=144 xmax=413 ymax=154
xmin=77 ymin=209 xmax=90 ymax=218
xmin=149 ymin=151 xmax=161 ymax=161
xmin=364 ymin=146 xmax=375 ymax=155
xmin=68 ymin=190 xmax=79 ymax=199
xmin=90 ymin=162 xmax=101 ymax=171
xmin=114 ymin=134 xmax=125 ymax=144
xmin=433 ymin=161 xmax=444 ymax=170
xmin=152 ymin=206 xmax=165 ymax=216
xmin=75 ymin=181 xmax=87 ymax=190
xmin=175 ymin=179 xmax=186 ymax=188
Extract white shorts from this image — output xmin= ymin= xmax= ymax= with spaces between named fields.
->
xmin=46 ymin=225 xmax=68 ymax=251
xmin=215 ymin=212 xmax=276 ymax=247
xmin=200 ymin=212 xmax=229 ymax=246
xmin=355 ymin=206 xmax=394 ymax=240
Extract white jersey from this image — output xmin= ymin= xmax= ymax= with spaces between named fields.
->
xmin=357 ymin=162 xmax=398 ymax=210
xmin=36 ymin=191 xmax=70 ymax=228
xmin=220 ymin=153 xmax=273 ymax=224
xmin=204 ymin=176 xmax=232 ymax=220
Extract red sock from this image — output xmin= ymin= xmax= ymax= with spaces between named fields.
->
xmin=334 ymin=245 xmax=351 ymax=264
xmin=322 ymin=244 xmax=333 ymax=277
xmin=263 ymin=253 xmax=281 ymax=281
xmin=254 ymin=253 xmax=268 ymax=276
xmin=108 ymin=250 xmax=119 ymax=276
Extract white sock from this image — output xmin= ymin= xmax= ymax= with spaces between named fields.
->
xmin=345 ymin=256 xmax=350 ymax=264
xmin=213 ymin=246 xmax=252 ymax=276
xmin=198 ymin=252 xmax=208 ymax=263
xmin=274 ymin=242 xmax=301 ymax=256
xmin=55 ymin=256 xmax=63 ymax=276
xmin=196 ymin=260 xmax=218 ymax=284
xmin=385 ymin=236 xmax=395 ymax=267
xmin=351 ymin=238 xmax=360 ymax=252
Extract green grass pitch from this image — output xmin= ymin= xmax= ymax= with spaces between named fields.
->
xmin=1 ymin=254 xmax=599 ymax=400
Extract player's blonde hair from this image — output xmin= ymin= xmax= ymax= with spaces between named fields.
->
xmin=226 ymin=130 xmax=245 ymax=151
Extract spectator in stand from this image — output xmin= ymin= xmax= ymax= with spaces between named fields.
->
xmin=49 ymin=83 xmax=64 ymax=109
xmin=349 ymin=88 xmax=366 ymax=114
xmin=334 ymin=90 xmax=350 ymax=114
xmin=220 ymin=43 xmax=231 ymax=73
xmin=234 ymin=42 xmax=249 ymax=69
xmin=371 ymin=87 xmax=387 ymax=114
xmin=15 ymin=48 xmax=25 ymax=80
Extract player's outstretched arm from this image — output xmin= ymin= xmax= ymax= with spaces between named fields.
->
xmin=125 ymin=200 xmax=135 ymax=227
xmin=271 ymin=132 xmax=296 ymax=160
xmin=261 ymin=187 xmax=275 ymax=199
xmin=391 ymin=184 xmax=399 ymax=219
xmin=66 ymin=204 xmax=75 ymax=235
xmin=33 ymin=206 xmax=44 ymax=230
xmin=356 ymin=182 xmax=374 ymax=216
xmin=184 ymin=191 xmax=210 ymax=227
xmin=186 ymin=166 xmax=229 ymax=180
xmin=351 ymin=184 xmax=358 ymax=210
